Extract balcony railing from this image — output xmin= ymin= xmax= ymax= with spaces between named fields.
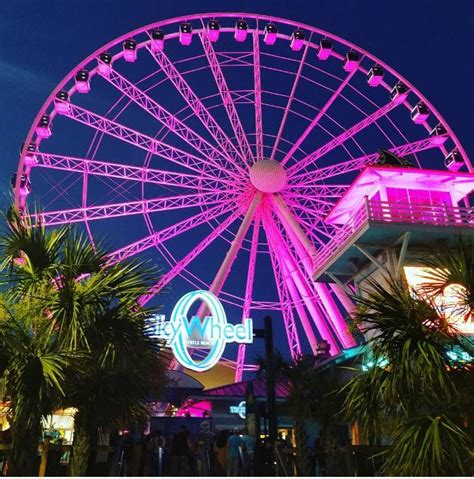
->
xmin=314 ymin=199 xmax=474 ymax=276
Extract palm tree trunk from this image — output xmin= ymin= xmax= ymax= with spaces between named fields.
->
xmin=71 ymin=410 xmax=98 ymax=476
xmin=9 ymin=412 xmax=42 ymax=476
xmin=294 ymin=416 xmax=311 ymax=476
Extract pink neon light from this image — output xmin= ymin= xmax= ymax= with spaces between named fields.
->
xmin=177 ymin=400 xmax=211 ymax=417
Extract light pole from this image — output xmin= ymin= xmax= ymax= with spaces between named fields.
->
xmin=254 ymin=315 xmax=277 ymax=442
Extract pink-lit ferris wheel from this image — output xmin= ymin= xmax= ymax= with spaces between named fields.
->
xmin=15 ymin=13 xmax=471 ymax=380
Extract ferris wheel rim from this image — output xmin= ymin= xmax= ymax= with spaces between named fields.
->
xmin=14 ymin=12 xmax=473 ymax=376
xmin=16 ymin=12 xmax=471 ymax=202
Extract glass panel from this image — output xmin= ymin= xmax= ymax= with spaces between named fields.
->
xmin=386 ymin=187 xmax=408 ymax=221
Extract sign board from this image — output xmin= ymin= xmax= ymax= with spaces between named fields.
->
xmin=229 ymin=401 xmax=246 ymax=419
xmin=147 ymin=290 xmax=253 ymax=372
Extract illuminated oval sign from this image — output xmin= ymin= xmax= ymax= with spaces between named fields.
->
xmin=149 ymin=290 xmax=253 ymax=372
xmin=229 ymin=401 xmax=246 ymax=419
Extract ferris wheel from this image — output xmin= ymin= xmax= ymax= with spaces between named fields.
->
xmin=15 ymin=13 xmax=471 ymax=381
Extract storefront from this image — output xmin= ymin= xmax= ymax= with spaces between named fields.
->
xmin=172 ymin=377 xmax=294 ymax=442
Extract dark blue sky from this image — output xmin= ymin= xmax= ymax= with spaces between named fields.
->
xmin=1 ymin=0 xmax=472 ymax=191
xmin=0 ymin=0 xmax=473 ymax=365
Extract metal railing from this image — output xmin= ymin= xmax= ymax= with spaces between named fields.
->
xmin=314 ymin=199 xmax=474 ymax=276
xmin=368 ymin=200 xmax=474 ymax=227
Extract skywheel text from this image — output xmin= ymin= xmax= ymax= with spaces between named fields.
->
xmin=146 ymin=290 xmax=253 ymax=372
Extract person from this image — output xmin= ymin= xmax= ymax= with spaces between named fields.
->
xmin=226 ymin=428 xmax=242 ymax=476
xmin=197 ymin=421 xmax=215 ymax=476
xmin=240 ymin=428 xmax=255 ymax=475
xmin=121 ymin=431 xmax=134 ymax=476
xmin=148 ymin=429 xmax=166 ymax=476
xmin=170 ymin=425 xmax=192 ymax=476
xmin=214 ymin=430 xmax=229 ymax=476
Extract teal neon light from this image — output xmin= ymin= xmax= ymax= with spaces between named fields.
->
xmin=149 ymin=290 xmax=253 ymax=372
xmin=229 ymin=401 xmax=246 ymax=419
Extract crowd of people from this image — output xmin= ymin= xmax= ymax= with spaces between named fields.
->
xmin=120 ymin=421 xmax=256 ymax=476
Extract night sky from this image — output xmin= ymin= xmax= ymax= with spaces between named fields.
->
xmin=0 ymin=0 xmax=473 ymax=369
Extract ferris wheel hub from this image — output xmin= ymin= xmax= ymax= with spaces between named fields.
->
xmin=249 ymin=159 xmax=287 ymax=193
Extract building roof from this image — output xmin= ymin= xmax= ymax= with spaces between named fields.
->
xmin=326 ymin=166 xmax=474 ymax=225
xmin=202 ymin=377 xmax=291 ymax=399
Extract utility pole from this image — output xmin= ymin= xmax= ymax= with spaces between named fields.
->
xmin=264 ymin=315 xmax=278 ymax=442
xmin=254 ymin=315 xmax=278 ymax=442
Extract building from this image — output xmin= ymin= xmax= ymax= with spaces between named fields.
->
xmin=313 ymin=165 xmax=474 ymax=304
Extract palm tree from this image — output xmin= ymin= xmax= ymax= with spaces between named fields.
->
xmin=0 ymin=211 xmax=74 ymax=475
xmin=418 ymin=234 xmax=474 ymax=314
xmin=0 ymin=209 xmax=167 ymax=476
xmin=341 ymin=265 xmax=473 ymax=475
xmin=0 ymin=296 xmax=73 ymax=476
xmin=64 ymin=274 xmax=166 ymax=476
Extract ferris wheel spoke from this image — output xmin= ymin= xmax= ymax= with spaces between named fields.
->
xmin=291 ymin=135 xmax=446 ymax=186
xmin=199 ymin=29 xmax=254 ymax=165
xmin=100 ymin=68 xmax=242 ymax=182
xmin=266 ymin=222 xmax=302 ymax=359
xmin=107 ymin=201 xmax=235 ymax=265
xmin=262 ymin=207 xmax=340 ymax=354
xmin=330 ymin=283 xmax=356 ymax=316
xmin=252 ymin=27 xmax=264 ymax=161
xmin=236 ymin=213 xmax=261 ymax=381
xmin=195 ymin=192 xmax=262 ymax=318
xmin=146 ymin=45 xmax=248 ymax=174
xmin=271 ymin=196 xmax=356 ymax=348
xmin=285 ymin=185 xmax=350 ymax=201
xmin=283 ymin=199 xmax=336 ymax=238
xmin=287 ymin=99 xmax=401 ymax=177
xmin=29 ymin=191 xmax=230 ymax=227
xmin=270 ymin=42 xmax=310 ymax=161
xmin=278 ymin=198 xmax=326 ymax=247
xmin=139 ymin=206 xmax=245 ymax=306
xmin=280 ymin=67 xmax=359 ymax=167
xmin=58 ymin=103 xmax=229 ymax=181
xmin=33 ymin=152 xmax=234 ymax=192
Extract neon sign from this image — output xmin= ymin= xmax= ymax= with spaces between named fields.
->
xmin=147 ymin=290 xmax=253 ymax=372
xmin=229 ymin=401 xmax=246 ymax=419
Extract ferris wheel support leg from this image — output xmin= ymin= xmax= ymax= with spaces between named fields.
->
xmin=272 ymin=194 xmax=317 ymax=259
xmin=262 ymin=209 xmax=340 ymax=355
xmin=266 ymin=227 xmax=304 ymax=358
xmin=236 ymin=214 xmax=261 ymax=382
xmin=278 ymin=260 xmax=318 ymax=355
xmin=271 ymin=195 xmax=356 ymax=349
xmin=330 ymin=283 xmax=357 ymax=316
xmin=196 ymin=192 xmax=262 ymax=319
